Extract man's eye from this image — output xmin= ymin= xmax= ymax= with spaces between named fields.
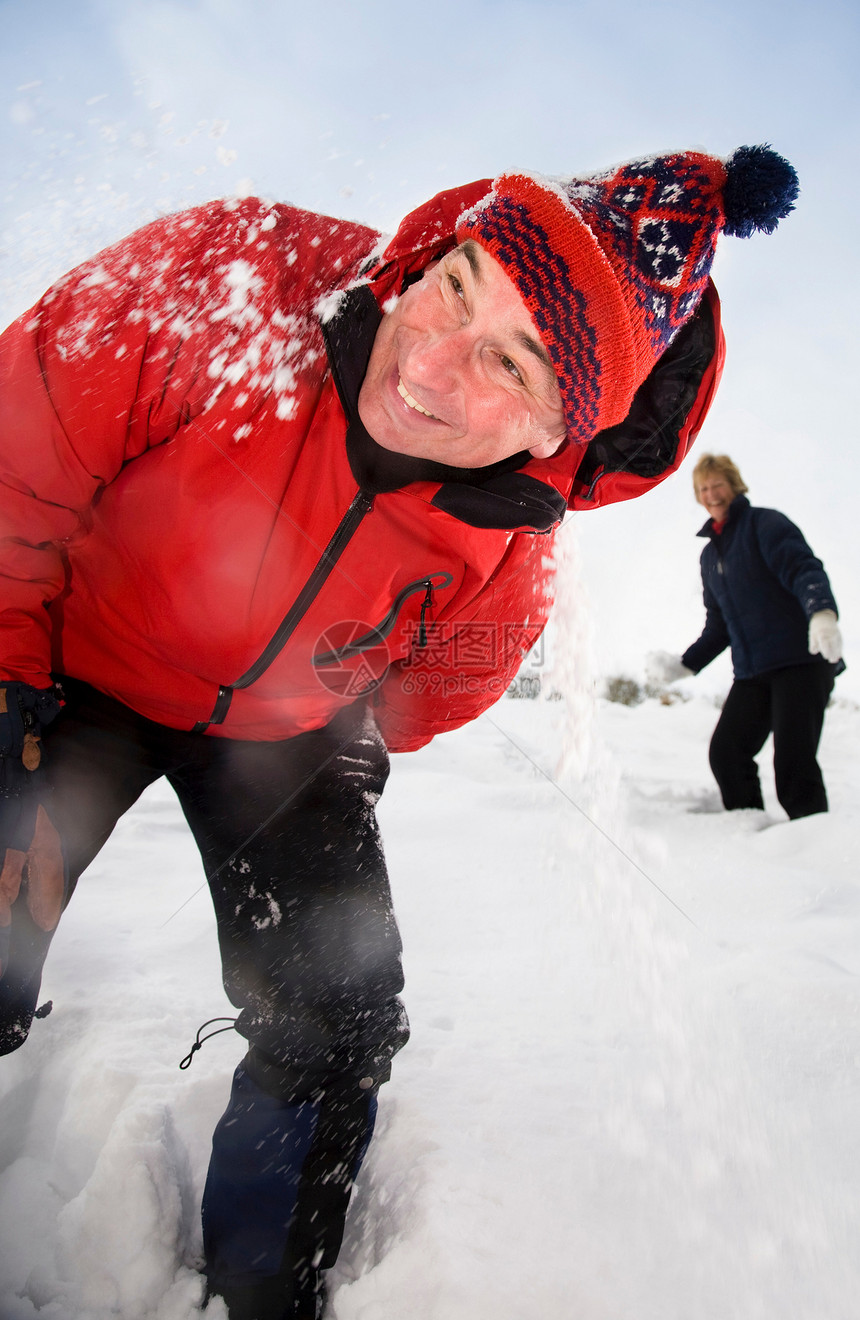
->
xmin=447 ymin=273 xmax=465 ymax=299
xmin=499 ymin=354 xmax=523 ymax=383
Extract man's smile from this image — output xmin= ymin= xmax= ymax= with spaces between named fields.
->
xmin=396 ymin=377 xmax=439 ymax=420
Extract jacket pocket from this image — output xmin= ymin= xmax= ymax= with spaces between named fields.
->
xmin=312 ymin=572 xmax=453 ymax=668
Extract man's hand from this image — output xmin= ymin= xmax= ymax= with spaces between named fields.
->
xmin=808 ymin=610 xmax=843 ymax=664
xmin=0 ymin=803 xmax=64 ymax=977
xmin=0 ymin=682 xmax=65 ymax=979
xmin=0 ymin=683 xmax=62 ymax=785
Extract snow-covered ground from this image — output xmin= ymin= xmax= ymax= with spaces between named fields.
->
xmin=1 ymin=650 xmax=857 ymax=1319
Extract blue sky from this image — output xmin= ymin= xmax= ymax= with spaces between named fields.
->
xmin=5 ymin=0 xmax=857 ymax=276
xmin=2 ymin=0 xmax=858 ymax=689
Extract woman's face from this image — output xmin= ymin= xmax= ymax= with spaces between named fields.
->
xmin=696 ymin=473 xmax=734 ymax=523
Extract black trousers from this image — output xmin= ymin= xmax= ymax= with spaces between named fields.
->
xmin=708 ymin=662 xmax=835 ymax=819
xmin=0 ymin=681 xmax=410 ymax=1312
xmin=17 ymin=678 xmax=409 ymax=1082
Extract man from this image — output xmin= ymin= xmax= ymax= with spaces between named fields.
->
xmin=0 ymin=144 xmax=797 ymax=1318
xmin=649 ymin=453 xmax=844 ymax=818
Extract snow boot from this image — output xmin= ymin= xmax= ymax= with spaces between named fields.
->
xmin=202 ymin=1063 xmax=376 ymax=1320
xmin=205 ymin=1268 xmax=326 ymax=1320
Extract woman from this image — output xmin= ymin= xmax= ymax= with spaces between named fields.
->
xmin=651 ymin=454 xmax=844 ymax=819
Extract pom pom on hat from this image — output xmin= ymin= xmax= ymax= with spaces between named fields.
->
xmin=722 ymin=144 xmax=799 ymax=237
xmin=456 ymin=144 xmax=798 ymax=446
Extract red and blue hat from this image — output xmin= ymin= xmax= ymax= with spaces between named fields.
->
xmin=455 ymin=145 xmax=798 ymax=445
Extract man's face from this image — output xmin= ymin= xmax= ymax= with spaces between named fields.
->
xmin=696 ymin=473 xmax=734 ymax=523
xmin=357 ymin=241 xmax=567 ymax=469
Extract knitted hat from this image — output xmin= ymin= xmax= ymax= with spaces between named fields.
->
xmin=455 ymin=144 xmax=798 ymax=445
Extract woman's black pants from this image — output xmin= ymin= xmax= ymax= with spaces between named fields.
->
xmin=708 ymin=662 xmax=835 ymax=819
xmin=0 ymin=679 xmax=409 ymax=1315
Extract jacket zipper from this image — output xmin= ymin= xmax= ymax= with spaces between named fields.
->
xmin=192 ymin=489 xmax=374 ymax=731
xmin=311 ymin=571 xmax=454 ymax=668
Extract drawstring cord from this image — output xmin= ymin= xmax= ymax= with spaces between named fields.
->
xmin=179 ymin=1016 xmax=238 ymax=1069
xmin=418 ymin=580 xmax=434 ymax=648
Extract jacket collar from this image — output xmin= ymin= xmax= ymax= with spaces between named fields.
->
xmin=697 ymin=492 xmax=749 ymax=540
xmin=320 ymin=284 xmax=567 ymax=533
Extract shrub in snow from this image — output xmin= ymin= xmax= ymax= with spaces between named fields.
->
xmin=602 ymin=674 xmax=643 ymax=706
xmin=506 ymin=673 xmax=542 ymax=699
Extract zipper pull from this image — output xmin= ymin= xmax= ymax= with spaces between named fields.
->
xmin=418 ymin=580 xmax=434 ymax=648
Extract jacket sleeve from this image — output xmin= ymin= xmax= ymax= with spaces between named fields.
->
xmin=373 ymin=531 xmax=554 ymax=752
xmin=753 ymin=509 xmax=839 ymax=619
xmin=681 ymin=559 xmax=730 ymax=674
xmin=0 ymin=198 xmax=295 ymax=688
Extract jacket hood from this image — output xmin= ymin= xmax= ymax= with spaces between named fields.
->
xmin=339 ymin=178 xmax=727 ymax=519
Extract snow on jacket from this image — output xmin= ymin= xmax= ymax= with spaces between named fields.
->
xmin=681 ymin=494 xmax=842 ymax=680
xmin=0 ymin=184 xmax=724 ymax=750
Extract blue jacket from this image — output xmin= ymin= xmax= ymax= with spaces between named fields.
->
xmin=682 ymin=495 xmax=841 ymax=680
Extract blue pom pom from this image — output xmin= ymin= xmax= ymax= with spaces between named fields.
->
xmin=723 ymin=144 xmax=799 ymax=238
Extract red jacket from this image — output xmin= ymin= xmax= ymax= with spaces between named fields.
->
xmin=0 ymin=184 xmax=723 ymax=751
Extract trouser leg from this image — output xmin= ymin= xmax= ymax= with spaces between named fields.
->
xmin=169 ymin=704 xmax=408 ymax=1312
xmin=2 ymin=680 xmax=407 ymax=1313
xmin=0 ymin=678 xmax=165 ymax=1054
xmin=708 ymin=678 xmax=770 ymax=811
xmin=770 ymin=663 xmax=834 ymax=819
xmin=202 ymin=1067 xmax=377 ymax=1320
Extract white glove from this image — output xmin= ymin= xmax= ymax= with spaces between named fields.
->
xmin=808 ymin=610 xmax=843 ymax=663
xmin=645 ymin=651 xmax=694 ymax=685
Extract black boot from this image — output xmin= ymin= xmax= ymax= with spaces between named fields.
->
xmin=205 ymin=1264 xmax=326 ymax=1320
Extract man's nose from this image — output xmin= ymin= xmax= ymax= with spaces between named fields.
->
xmin=403 ymin=325 xmax=469 ymax=393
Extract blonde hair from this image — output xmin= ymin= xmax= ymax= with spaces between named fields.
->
xmin=692 ymin=453 xmax=748 ymax=501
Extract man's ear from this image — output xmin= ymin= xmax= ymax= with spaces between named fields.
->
xmin=528 ymin=432 xmax=566 ymax=461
